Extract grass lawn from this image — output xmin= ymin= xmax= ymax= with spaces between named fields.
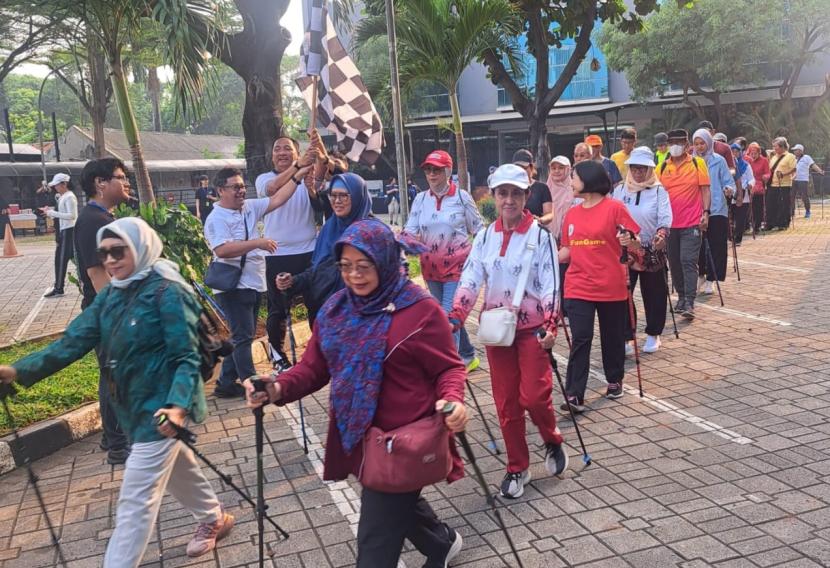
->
xmin=0 ymin=339 xmax=99 ymax=436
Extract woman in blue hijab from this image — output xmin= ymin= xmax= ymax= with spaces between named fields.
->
xmin=276 ymin=173 xmax=372 ymax=325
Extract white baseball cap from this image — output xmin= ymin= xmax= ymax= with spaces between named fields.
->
xmin=792 ymin=144 xmax=804 ymax=152
xmin=625 ymin=146 xmax=656 ymax=168
xmin=549 ymin=155 xmax=571 ymax=168
xmin=47 ymin=173 xmax=70 ymax=187
xmin=488 ymin=164 xmax=530 ymax=190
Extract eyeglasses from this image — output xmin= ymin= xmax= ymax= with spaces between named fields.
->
xmin=329 ymin=192 xmax=351 ymax=202
xmin=422 ymin=166 xmax=444 ymax=174
xmin=222 ymin=183 xmax=246 ymax=192
xmin=96 ymin=245 xmax=129 ymax=263
xmin=336 ymin=260 xmax=375 ymax=276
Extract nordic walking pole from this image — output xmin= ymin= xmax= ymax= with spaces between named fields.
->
xmin=558 ymin=311 xmax=572 ymax=350
xmin=728 ymin=206 xmax=741 ymax=281
xmin=535 ymin=330 xmax=592 ymax=468
xmin=157 ymin=413 xmax=289 ymax=542
xmin=702 ymin=233 xmax=724 ymax=307
xmin=748 ymin=193 xmax=757 ymax=240
xmin=1 ymin=384 xmax=68 ymax=567
xmin=253 ymin=379 xmax=268 ymax=567
xmin=617 ymin=227 xmax=644 ymax=398
xmin=283 ymin=292 xmax=309 ymax=454
xmin=660 ymin=252 xmax=679 ymax=339
xmin=441 ymin=402 xmax=525 ymax=568
xmin=464 ymin=380 xmax=500 ymax=455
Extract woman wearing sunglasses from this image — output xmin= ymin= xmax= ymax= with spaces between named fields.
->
xmin=403 ymin=150 xmax=484 ymax=372
xmin=245 ymin=219 xmax=469 ymax=567
xmin=0 ymin=217 xmax=233 ymax=567
xmin=275 ymin=173 xmax=373 ymax=326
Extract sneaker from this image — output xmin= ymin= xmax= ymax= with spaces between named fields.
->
xmin=213 ymin=382 xmax=245 ymax=398
xmin=682 ymin=305 xmax=695 ymax=320
xmin=434 ymin=525 xmax=463 ymax=568
xmin=107 ymin=447 xmax=129 ymax=465
xmin=465 ymin=356 xmax=480 ymax=373
xmin=697 ymin=276 xmax=705 ymax=292
xmin=544 ymin=442 xmax=569 ymax=477
xmin=43 ymin=289 xmax=64 ymax=298
xmin=500 ymin=470 xmax=531 ymax=499
xmin=606 ymin=383 xmax=624 ymax=400
xmin=805 ymin=211 xmax=811 ymax=219
xmin=673 ymin=300 xmax=686 ymax=313
xmin=625 ymin=342 xmax=634 ymax=357
xmin=186 ymin=511 xmax=235 ymax=557
xmin=702 ymin=281 xmax=714 ymax=295
xmin=643 ymin=335 xmax=661 ymax=354
xmin=559 ymin=396 xmax=585 ymax=414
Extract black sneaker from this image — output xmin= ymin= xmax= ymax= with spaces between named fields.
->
xmin=107 ymin=447 xmax=129 ymax=465
xmin=432 ymin=525 xmax=463 ymax=568
xmin=500 ymin=470 xmax=531 ymax=499
xmin=559 ymin=396 xmax=585 ymax=414
xmin=682 ymin=305 xmax=695 ymax=320
xmin=213 ymin=382 xmax=245 ymax=398
xmin=673 ymin=300 xmax=686 ymax=313
xmin=544 ymin=442 xmax=569 ymax=477
xmin=606 ymin=383 xmax=624 ymax=399
xmin=43 ymin=289 xmax=64 ymax=298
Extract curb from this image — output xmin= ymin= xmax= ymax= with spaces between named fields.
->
xmin=0 ymin=402 xmax=101 ymax=476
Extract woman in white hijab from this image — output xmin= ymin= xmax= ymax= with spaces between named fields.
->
xmin=0 ymin=217 xmax=234 ymax=567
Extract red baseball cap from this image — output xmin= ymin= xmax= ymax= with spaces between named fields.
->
xmin=420 ymin=150 xmax=453 ymax=169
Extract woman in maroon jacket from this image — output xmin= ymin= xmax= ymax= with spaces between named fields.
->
xmin=245 ymin=218 xmax=469 ymax=568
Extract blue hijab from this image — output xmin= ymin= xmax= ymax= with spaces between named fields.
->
xmin=311 ymin=173 xmax=372 ymax=268
xmin=731 ymin=143 xmax=748 ymax=177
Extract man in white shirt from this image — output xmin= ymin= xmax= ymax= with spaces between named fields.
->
xmin=255 ymin=134 xmax=319 ymax=370
xmin=204 ymin=164 xmax=311 ymax=398
xmin=42 ymin=173 xmax=78 ymax=298
xmin=792 ymin=144 xmax=825 ymax=219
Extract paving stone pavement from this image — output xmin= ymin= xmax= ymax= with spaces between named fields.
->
xmin=4 ymin=218 xmax=830 ymax=567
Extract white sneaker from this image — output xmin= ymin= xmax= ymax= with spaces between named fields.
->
xmin=702 ymin=281 xmax=714 ymax=295
xmin=643 ymin=335 xmax=661 ymax=353
xmin=697 ymin=276 xmax=706 ymax=292
xmin=625 ymin=342 xmax=635 ymax=357
xmin=500 ymin=470 xmax=531 ymax=499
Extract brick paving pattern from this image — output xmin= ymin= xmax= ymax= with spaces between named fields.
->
xmin=4 ymin=218 xmax=830 ymax=566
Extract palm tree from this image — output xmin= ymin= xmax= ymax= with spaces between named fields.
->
xmin=65 ymin=1 xmax=219 ymax=204
xmin=359 ymin=0 xmax=518 ymax=191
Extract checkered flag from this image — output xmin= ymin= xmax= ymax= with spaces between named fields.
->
xmin=297 ymin=11 xmax=383 ymax=165
xmin=302 ymin=0 xmax=325 ymax=76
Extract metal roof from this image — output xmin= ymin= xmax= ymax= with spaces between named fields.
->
xmin=0 ymin=158 xmax=247 ymax=177
xmin=404 ymin=101 xmax=638 ymax=128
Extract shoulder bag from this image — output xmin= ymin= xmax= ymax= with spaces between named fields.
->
xmin=204 ymin=216 xmax=248 ymax=291
xmin=477 ymin=224 xmax=539 ymax=347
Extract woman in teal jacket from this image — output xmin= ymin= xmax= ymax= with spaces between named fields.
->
xmin=0 ymin=217 xmax=234 ymax=567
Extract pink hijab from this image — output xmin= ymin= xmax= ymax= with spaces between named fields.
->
xmin=545 ymin=156 xmax=574 ymax=240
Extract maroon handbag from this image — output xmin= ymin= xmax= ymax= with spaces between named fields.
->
xmin=358 ymin=413 xmax=452 ymax=493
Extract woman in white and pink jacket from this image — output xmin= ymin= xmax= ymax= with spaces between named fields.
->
xmin=449 ymin=163 xmax=568 ymax=500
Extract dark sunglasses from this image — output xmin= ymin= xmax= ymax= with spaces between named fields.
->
xmin=96 ymin=245 xmax=129 ymax=262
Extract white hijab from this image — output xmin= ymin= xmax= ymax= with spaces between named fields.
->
xmin=96 ymin=217 xmax=192 ymax=292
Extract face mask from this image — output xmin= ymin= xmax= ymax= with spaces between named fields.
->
xmin=669 ymin=144 xmax=686 ymax=157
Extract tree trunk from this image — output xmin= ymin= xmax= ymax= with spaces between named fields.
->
xmin=147 ymin=66 xmax=162 ymax=133
xmin=87 ymin=38 xmax=108 ymax=158
xmin=216 ymin=0 xmax=291 ymax=181
xmin=110 ymin=58 xmax=154 ymax=204
xmin=449 ymin=88 xmax=469 ymax=191
xmin=530 ymin=114 xmax=550 ymax=181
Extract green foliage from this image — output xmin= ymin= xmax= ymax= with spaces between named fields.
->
xmin=477 ymin=196 xmax=497 ymax=224
xmin=0 ymin=74 xmax=82 ymax=144
xmin=738 ymin=100 xmax=830 ymax=162
xmin=406 ymin=255 xmax=422 ymax=279
xmin=0 ymin=339 xmax=99 ymax=435
xmin=201 ymin=147 xmax=223 ymax=159
xmin=115 ymin=201 xmax=211 ymax=282
xmin=281 ymin=54 xmax=310 ymax=139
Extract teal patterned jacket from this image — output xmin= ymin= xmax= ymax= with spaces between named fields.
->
xmin=14 ymin=272 xmax=207 ymax=443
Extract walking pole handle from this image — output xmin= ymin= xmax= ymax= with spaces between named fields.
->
xmin=617 ymin=225 xmax=634 ymax=264
xmin=0 ymin=382 xmax=18 ymax=400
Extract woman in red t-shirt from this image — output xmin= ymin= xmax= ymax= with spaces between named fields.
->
xmin=559 ymin=160 xmax=641 ymax=412
xmin=745 ymin=143 xmax=770 ymax=233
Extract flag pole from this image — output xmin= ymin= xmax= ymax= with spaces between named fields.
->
xmin=308 ymin=76 xmax=319 ymax=135
xmin=384 ymin=0 xmax=410 ymax=224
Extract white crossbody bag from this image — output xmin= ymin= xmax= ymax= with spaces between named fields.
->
xmin=477 ymin=225 xmax=538 ymax=347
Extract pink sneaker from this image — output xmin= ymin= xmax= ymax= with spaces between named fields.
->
xmin=186 ymin=511 xmax=235 ymax=557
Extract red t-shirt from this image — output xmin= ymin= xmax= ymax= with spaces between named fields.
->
xmin=561 ymin=198 xmax=640 ymax=302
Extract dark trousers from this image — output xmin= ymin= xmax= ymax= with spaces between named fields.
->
xmin=732 ymin=204 xmax=749 ymax=244
xmin=564 ymin=298 xmax=628 ymax=403
xmin=356 ymin=487 xmax=451 ymax=568
xmin=793 ymin=180 xmax=810 ymax=213
xmin=625 ymin=268 xmax=668 ymax=338
xmin=699 ymin=216 xmax=728 ymax=282
xmin=53 ymin=227 xmax=74 ymax=291
xmin=766 ymin=187 xmax=791 ymax=229
xmin=0 ymin=215 xmax=9 ymax=238
xmin=751 ymin=194 xmax=765 ymax=232
xmin=94 ymin=345 xmax=129 ymax=451
xmin=216 ymin=289 xmax=260 ymax=388
xmin=667 ymin=226 xmax=701 ymax=306
xmin=265 ymin=253 xmax=312 ymax=361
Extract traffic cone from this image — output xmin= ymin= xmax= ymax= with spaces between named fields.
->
xmin=2 ymin=223 xmax=22 ymax=258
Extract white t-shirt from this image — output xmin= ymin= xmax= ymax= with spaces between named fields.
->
xmin=203 ymin=197 xmax=270 ymax=292
xmin=46 ymin=191 xmax=78 ymax=231
xmin=795 ymin=154 xmax=816 ymax=182
xmin=255 ymin=171 xmax=317 ymax=256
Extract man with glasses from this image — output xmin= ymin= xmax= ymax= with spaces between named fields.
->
xmin=204 ymin=165 xmax=311 ymax=398
xmin=255 ymin=134 xmax=319 ymax=371
xmin=76 ymin=158 xmax=133 ymax=464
